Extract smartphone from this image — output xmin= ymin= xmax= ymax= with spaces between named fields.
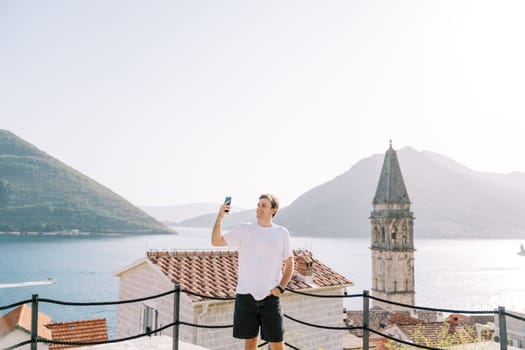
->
xmin=224 ymin=196 xmax=232 ymax=213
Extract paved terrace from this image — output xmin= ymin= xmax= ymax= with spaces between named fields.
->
xmin=78 ymin=336 xmax=208 ymax=350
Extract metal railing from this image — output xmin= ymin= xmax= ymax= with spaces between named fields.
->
xmin=1 ymin=286 xmax=524 ymax=350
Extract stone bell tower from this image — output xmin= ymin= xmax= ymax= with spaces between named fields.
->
xmin=369 ymin=142 xmax=415 ymax=310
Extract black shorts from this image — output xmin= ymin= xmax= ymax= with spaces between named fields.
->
xmin=233 ymin=293 xmax=284 ymax=342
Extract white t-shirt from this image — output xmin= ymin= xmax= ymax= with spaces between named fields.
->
xmin=224 ymin=222 xmax=293 ymax=301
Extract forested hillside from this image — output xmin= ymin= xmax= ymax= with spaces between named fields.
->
xmin=0 ymin=130 xmax=172 ymax=234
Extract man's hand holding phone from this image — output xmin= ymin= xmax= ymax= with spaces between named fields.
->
xmin=212 ymin=197 xmax=231 ymax=247
xmin=224 ymin=196 xmax=232 ymax=214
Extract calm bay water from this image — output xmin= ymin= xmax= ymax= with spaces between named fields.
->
xmin=1 ymin=227 xmax=524 ymax=336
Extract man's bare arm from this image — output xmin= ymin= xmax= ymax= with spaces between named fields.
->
xmin=280 ymin=256 xmax=294 ymax=289
xmin=271 ymin=256 xmax=295 ymax=296
xmin=211 ymin=203 xmax=228 ymax=246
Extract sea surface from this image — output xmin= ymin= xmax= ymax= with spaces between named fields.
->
xmin=1 ymin=227 xmax=524 ymax=337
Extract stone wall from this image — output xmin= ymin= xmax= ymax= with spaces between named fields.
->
xmin=371 ymin=249 xmax=415 ymax=310
xmin=282 ymin=287 xmax=346 ymax=350
xmin=191 ymin=301 xmax=242 ymax=349
xmin=117 ymin=262 xmax=194 ymax=343
xmin=0 ymin=329 xmax=49 ymax=350
xmin=495 ymin=311 xmax=525 ymax=349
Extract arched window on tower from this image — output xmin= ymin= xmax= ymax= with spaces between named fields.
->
xmin=391 ymin=225 xmax=397 ymax=243
xmin=373 ymin=226 xmax=379 ymax=243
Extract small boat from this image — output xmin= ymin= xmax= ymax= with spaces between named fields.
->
xmin=0 ymin=277 xmax=56 ymax=289
xmin=518 ymin=243 xmax=525 ymax=256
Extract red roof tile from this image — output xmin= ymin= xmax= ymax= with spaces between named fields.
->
xmin=46 ymin=318 xmax=108 ymax=350
xmin=146 ymin=249 xmax=353 ymax=301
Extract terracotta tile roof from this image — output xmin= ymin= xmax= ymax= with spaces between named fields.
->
xmin=146 ymin=249 xmax=353 ymax=301
xmin=345 ymin=308 xmax=443 ymax=337
xmin=346 ymin=307 xmax=396 ymax=337
xmin=446 ymin=313 xmax=494 ymax=327
xmin=395 ymin=321 xmax=477 ymax=346
xmin=45 ymin=318 xmax=108 ymax=350
xmin=388 ymin=312 xmax=420 ymax=325
xmin=347 ymin=308 xmax=490 ymax=346
xmin=0 ymin=304 xmax=52 ymax=339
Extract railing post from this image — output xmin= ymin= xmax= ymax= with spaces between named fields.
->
xmin=363 ymin=290 xmax=370 ymax=350
xmin=498 ymin=306 xmax=508 ymax=350
xmin=31 ymin=294 xmax=38 ymax=350
xmin=173 ymin=284 xmax=180 ymax=350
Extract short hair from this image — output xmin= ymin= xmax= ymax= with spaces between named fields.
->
xmin=259 ymin=193 xmax=280 ymax=217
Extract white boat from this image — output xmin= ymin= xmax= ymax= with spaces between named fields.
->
xmin=518 ymin=243 xmax=525 ymax=256
xmin=0 ymin=277 xmax=56 ymax=289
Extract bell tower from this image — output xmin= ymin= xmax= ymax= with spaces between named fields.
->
xmin=369 ymin=142 xmax=415 ymax=310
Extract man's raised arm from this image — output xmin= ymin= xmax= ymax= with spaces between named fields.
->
xmin=211 ymin=203 xmax=228 ymax=246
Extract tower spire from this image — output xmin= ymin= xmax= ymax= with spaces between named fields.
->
xmin=373 ymin=143 xmax=410 ymax=205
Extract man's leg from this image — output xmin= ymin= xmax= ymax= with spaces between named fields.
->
xmin=234 ymin=295 xmax=260 ymax=347
xmin=244 ymin=337 xmax=258 ymax=350
xmin=269 ymin=341 xmax=284 ymax=350
xmin=260 ymin=296 xmax=285 ymax=348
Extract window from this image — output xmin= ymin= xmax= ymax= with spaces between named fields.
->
xmin=140 ymin=304 xmax=158 ymax=334
xmin=511 ymin=338 xmax=522 ymax=348
xmin=391 ymin=225 xmax=397 ymax=241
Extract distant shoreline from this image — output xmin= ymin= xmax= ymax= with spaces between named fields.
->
xmin=0 ymin=230 xmax=175 ymax=237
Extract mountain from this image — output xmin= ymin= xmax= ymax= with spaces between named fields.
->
xmin=178 ymin=208 xmax=255 ymax=228
xmin=0 ymin=130 xmax=173 ymax=234
xmin=275 ymin=146 xmax=525 ymax=238
xmin=140 ymin=203 xmax=246 ymax=223
xmin=140 ymin=203 xmax=219 ymax=223
xmin=182 ymin=147 xmax=525 ymax=239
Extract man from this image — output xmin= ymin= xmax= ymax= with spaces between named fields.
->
xmin=211 ymin=193 xmax=294 ymax=350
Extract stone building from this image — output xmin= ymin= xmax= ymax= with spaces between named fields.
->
xmin=494 ymin=310 xmax=525 ymax=348
xmin=116 ymin=249 xmax=353 ymax=350
xmin=370 ymin=142 xmax=416 ymax=310
xmin=0 ymin=304 xmax=52 ymax=350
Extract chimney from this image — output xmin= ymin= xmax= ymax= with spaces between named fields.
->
xmin=295 ymin=255 xmax=313 ymax=283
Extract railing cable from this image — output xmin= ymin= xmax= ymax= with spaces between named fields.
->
xmin=2 ymin=340 xmax=32 ymax=350
xmin=181 ymin=288 xmax=235 ymax=301
xmin=286 ymin=288 xmax=364 ymax=299
xmin=0 ymin=299 xmax=32 ymax=311
xmin=258 ymin=341 xmax=301 ymax=349
xmin=504 ymin=310 xmax=525 ymax=322
xmin=368 ymin=294 xmax=496 ymax=315
xmin=284 ymin=313 xmax=360 ymax=331
xmin=43 ymin=323 xmax=174 ymax=348
xmin=39 ymin=289 xmax=174 ymax=306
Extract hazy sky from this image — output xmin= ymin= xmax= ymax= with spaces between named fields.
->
xmin=2 ymin=1 xmax=525 ymax=209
